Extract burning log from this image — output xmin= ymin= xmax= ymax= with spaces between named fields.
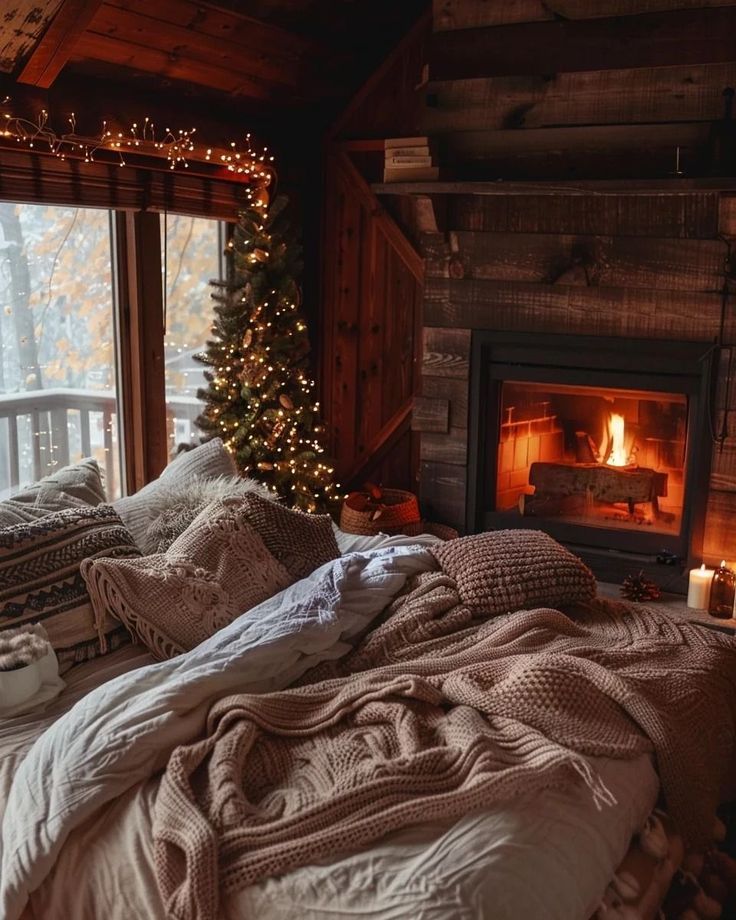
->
xmin=521 ymin=461 xmax=668 ymax=518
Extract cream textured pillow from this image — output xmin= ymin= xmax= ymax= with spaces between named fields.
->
xmin=239 ymin=492 xmax=340 ymax=581
xmin=82 ymin=499 xmax=293 ymax=660
xmin=430 ymin=529 xmax=596 ymax=616
xmin=112 ymin=438 xmax=238 ymax=549
xmin=0 ymin=458 xmax=106 ymax=527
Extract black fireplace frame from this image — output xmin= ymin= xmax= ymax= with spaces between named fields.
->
xmin=467 ymin=331 xmax=716 ymax=566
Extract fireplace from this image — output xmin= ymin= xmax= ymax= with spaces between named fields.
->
xmin=467 ymin=332 xmax=716 ymax=579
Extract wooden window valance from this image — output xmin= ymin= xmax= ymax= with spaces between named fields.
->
xmin=0 ymin=149 xmax=255 ymax=220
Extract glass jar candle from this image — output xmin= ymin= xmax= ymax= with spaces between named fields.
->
xmin=709 ymin=560 xmax=736 ymax=619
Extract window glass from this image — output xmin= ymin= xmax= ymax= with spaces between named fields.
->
xmin=161 ymin=215 xmax=223 ymax=460
xmin=0 ymin=204 xmax=122 ymax=499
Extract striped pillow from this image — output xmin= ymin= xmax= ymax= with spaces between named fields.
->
xmin=0 ymin=506 xmax=141 ymax=670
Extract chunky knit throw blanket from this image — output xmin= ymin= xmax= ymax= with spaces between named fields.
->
xmin=153 ymin=567 xmax=736 ymax=920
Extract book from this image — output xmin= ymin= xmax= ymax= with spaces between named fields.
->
xmin=385 ymin=145 xmax=430 ymax=157
xmin=383 ymin=165 xmax=439 ymax=182
xmin=384 ymin=146 xmax=430 ymax=158
xmin=384 ymin=136 xmax=428 ymax=150
xmin=384 ymin=155 xmax=433 ymax=167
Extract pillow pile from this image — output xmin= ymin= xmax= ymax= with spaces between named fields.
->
xmin=0 ymin=505 xmax=141 ymax=669
xmin=82 ymin=499 xmax=293 ymax=660
xmin=0 ymin=439 xmax=342 ymax=669
xmin=430 ymin=529 xmax=596 ymax=616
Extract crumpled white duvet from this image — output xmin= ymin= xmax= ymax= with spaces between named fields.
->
xmin=0 ymin=546 xmax=436 ymax=920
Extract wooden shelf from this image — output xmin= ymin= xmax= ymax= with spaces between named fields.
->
xmin=597 ymin=582 xmax=736 ymax=634
xmin=371 ymin=178 xmax=736 ymax=197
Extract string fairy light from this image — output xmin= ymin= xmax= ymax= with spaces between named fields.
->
xmin=0 ymin=97 xmax=275 ymax=178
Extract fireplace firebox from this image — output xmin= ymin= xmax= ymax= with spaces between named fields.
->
xmin=467 ymin=332 xmax=716 ymax=577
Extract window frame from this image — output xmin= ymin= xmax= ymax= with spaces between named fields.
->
xmin=0 ymin=200 xmax=229 ymax=498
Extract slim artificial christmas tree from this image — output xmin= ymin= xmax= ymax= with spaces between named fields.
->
xmin=195 ymin=194 xmax=336 ymax=512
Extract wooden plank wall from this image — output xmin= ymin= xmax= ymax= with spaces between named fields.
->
xmin=320 ymin=151 xmax=424 ymax=491
xmin=406 ymin=0 xmax=736 ymax=561
xmin=424 ymin=1 xmax=736 ymax=180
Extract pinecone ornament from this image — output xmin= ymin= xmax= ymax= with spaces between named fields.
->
xmin=621 ymin=570 xmax=661 ymax=602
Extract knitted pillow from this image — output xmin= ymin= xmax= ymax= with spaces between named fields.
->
xmin=430 ymin=529 xmax=596 ymax=616
xmin=140 ymin=474 xmax=275 ymax=554
xmin=0 ymin=458 xmax=106 ymax=527
xmin=239 ymin=492 xmax=340 ymax=581
xmin=82 ymin=499 xmax=293 ymax=661
xmin=112 ymin=438 xmax=237 ymax=549
xmin=0 ymin=506 xmax=141 ymax=670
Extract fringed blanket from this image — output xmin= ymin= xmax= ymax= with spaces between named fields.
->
xmin=153 ymin=565 xmax=736 ymax=920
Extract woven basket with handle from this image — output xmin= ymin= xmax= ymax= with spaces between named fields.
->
xmin=340 ymin=486 xmax=421 ymax=536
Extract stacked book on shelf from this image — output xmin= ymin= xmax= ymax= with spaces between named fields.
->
xmin=383 ymin=137 xmax=438 ymax=183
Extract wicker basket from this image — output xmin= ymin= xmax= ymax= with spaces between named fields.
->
xmin=340 ymin=488 xmax=420 ymax=536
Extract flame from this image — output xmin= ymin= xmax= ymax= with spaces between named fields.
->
xmin=607 ymin=413 xmax=628 ymax=467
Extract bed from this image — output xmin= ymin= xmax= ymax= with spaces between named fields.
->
xmin=0 ymin=450 xmax=733 ymax=920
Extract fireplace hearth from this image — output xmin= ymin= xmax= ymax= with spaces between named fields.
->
xmin=467 ymin=332 xmax=716 ymax=582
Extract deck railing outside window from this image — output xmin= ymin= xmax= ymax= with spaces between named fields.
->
xmin=0 ymin=389 xmax=200 ymax=500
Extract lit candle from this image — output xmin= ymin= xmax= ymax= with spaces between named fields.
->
xmin=687 ymin=563 xmax=714 ymax=610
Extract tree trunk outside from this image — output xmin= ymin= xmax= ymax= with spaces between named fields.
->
xmin=0 ymin=203 xmax=42 ymax=391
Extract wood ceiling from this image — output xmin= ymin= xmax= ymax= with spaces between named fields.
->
xmin=1 ymin=0 xmax=427 ymax=116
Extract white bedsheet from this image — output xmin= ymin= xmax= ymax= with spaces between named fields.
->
xmin=1 ymin=542 xmax=660 ymax=920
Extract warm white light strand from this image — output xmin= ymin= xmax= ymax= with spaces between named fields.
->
xmin=0 ymin=98 xmax=274 ymax=177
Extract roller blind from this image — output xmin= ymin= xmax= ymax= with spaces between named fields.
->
xmin=0 ymin=150 xmax=253 ymax=219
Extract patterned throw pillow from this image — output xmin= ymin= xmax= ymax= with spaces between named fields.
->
xmin=82 ymin=499 xmax=293 ymax=661
xmin=430 ymin=529 xmax=596 ymax=616
xmin=112 ymin=438 xmax=238 ymax=549
xmin=0 ymin=506 xmax=141 ymax=670
xmin=0 ymin=458 xmax=107 ymax=527
xmin=239 ymin=493 xmax=340 ymax=581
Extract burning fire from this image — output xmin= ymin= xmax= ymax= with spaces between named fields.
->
xmin=607 ymin=413 xmax=628 ymax=467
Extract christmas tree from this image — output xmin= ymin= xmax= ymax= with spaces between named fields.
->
xmin=195 ymin=193 xmax=337 ymax=512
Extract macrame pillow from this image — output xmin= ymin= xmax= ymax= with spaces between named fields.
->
xmin=430 ymin=529 xmax=596 ymax=616
xmin=0 ymin=458 xmax=106 ymax=527
xmin=112 ymin=438 xmax=238 ymax=549
xmin=82 ymin=498 xmax=293 ymax=660
xmin=239 ymin=492 xmax=340 ymax=581
xmin=141 ymin=474 xmax=275 ymax=554
xmin=0 ymin=505 xmax=141 ymax=670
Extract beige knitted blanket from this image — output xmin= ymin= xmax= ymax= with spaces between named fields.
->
xmin=153 ymin=570 xmax=736 ymax=920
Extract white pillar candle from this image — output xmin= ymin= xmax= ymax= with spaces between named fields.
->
xmin=687 ymin=563 xmax=714 ymax=610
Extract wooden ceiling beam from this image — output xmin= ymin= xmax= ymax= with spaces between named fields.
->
xmin=429 ymin=6 xmax=736 ymax=80
xmin=84 ymin=5 xmax=324 ymax=93
xmin=106 ymin=0 xmax=327 ymax=60
xmin=16 ymin=0 xmax=106 ymax=88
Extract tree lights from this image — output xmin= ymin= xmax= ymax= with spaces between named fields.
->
xmin=194 ymin=195 xmax=337 ymax=513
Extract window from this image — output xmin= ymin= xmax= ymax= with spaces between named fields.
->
xmin=0 ymin=202 xmax=227 ymax=499
xmin=0 ymin=204 xmax=123 ymax=498
xmin=161 ymin=215 xmax=225 ymax=460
